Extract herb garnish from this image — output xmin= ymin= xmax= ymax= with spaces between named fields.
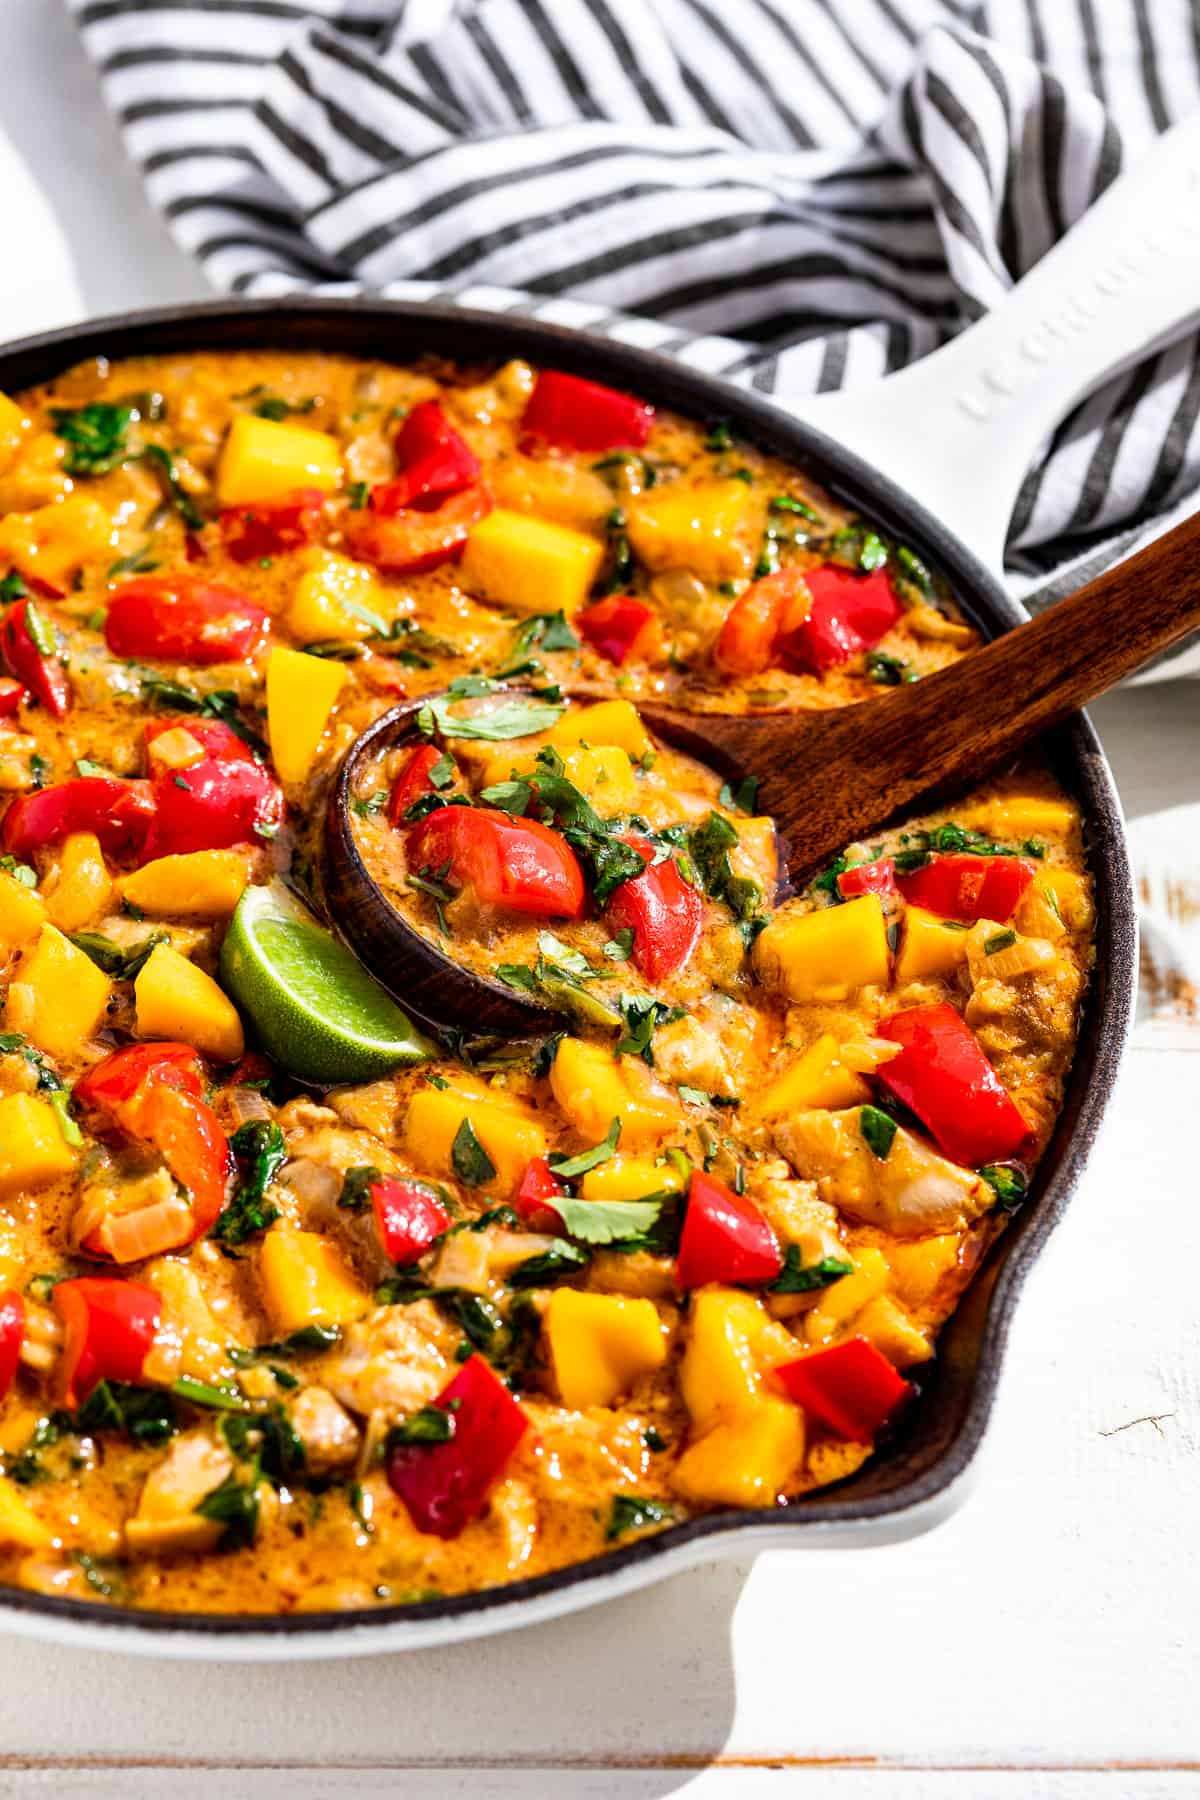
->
xmin=859 ymin=1104 xmax=898 ymax=1160
xmin=451 ymin=1118 xmax=496 ymax=1187
xmin=606 ymin=1494 xmax=676 ymax=1539
xmin=769 ymin=1247 xmax=854 ymax=1294
xmin=549 ymin=1117 xmax=622 ymax=1179
xmin=211 ymin=1120 xmax=286 ymax=1246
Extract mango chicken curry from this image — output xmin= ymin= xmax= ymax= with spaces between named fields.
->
xmin=0 ymin=351 xmax=1093 ymax=1614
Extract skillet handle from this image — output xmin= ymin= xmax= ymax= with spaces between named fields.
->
xmin=799 ymin=114 xmax=1200 ymax=573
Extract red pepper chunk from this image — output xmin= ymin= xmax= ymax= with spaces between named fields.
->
xmin=0 ymin=678 xmax=27 ymax=717
xmin=141 ymin=717 xmax=283 ymax=860
xmin=387 ymin=743 xmax=445 ymax=827
xmin=408 ymin=805 xmax=585 ymax=919
xmin=0 ymin=1291 xmax=24 ymax=1399
xmin=606 ymin=836 xmax=703 ymax=981
xmin=577 ymin=595 xmax=659 ymax=666
xmin=386 ymin=1353 xmax=530 ymax=1538
xmin=778 ymin=565 xmax=900 ymax=674
xmin=105 ymin=574 xmax=270 ymax=666
xmin=877 ymin=1002 xmax=1033 ymax=1167
xmin=53 ymin=1278 xmax=162 ymax=1407
xmin=896 ymin=854 xmax=1035 ymax=923
xmin=676 ymin=1170 xmax=782 ymax=1290
xmin=522 ymin=370 xmax=654 ymax=453
xmin=345 ymin=482 xmax=492 ymax=574
xmin=219 ymin=488 xmax=327 ymax=562
xmin=0 ymin=776 xmax=156 ymax=862
xmin=371 ymin=1177 xmax=451 ymax=1266
xmin=0 ymin=596 xmax=69 ymax=718
xmin=774 ymin=1337 xmax=911 ymax=1441
xmin=376 ymin=401 xmax=481 ymax=512
xmin=514 ymin=1155 xmax=566 ymax=1232
xmin=714 ymin=568 xmax=811 ymax=678
xmin=837 ymin=857 xmax=897 ymax=901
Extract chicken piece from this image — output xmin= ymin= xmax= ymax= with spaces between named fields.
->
xmin=143 ymin=1257 xmax=236 ymax=1385
xmin=652 ymin=1015 xmax=736 ymax=1099
xmin=322 ymin=1302 xmax=452 ymax=1421
xmin=486 ymin=1475 xmax=540 ymax=1574
xmin=328 ymin=1081 xmax=399 ymax=1141
xmin=750 ymin=1166 xmax=845 ymax=1265
xmin=588 ymin=1251 xmax=676 ymax=1299
xmin=773 ymin=1109 xmax=994 ymax=1236
xmin=431 ymin=1228 xmax=560 ymax=1295
xmin=124 ymin=1431 xmax=235 ymax=1557
xmin=287 ymin=1386 xmax=361 ymax=1475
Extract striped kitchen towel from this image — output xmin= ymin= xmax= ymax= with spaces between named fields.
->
xmin=70 ymin=0 xmax=1200 ymax=669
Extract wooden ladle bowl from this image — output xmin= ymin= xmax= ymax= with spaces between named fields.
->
xmin=325 ymin=511 xmax=1200 ymax=1038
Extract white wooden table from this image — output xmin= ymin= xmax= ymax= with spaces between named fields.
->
xmin=1 ymin=6 xmax=1197 ymax=1793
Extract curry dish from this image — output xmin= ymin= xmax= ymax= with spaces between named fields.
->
xmin=0 ymin=350 xmax=1093 ymax=1615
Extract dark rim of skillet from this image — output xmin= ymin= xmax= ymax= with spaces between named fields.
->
xmin=0 ymin=299 xmax=1138 ymax=1639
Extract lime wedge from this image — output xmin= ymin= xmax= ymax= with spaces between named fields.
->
xmin=220 ymin=882 xmax=435 ymax=1084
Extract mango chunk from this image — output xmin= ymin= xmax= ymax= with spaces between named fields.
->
xmin=493 ymin=457 xmax=612 ymax=533
xmin=0 ymin=1093 xmax=78 ymax=1196
xmin=546 ymin=1289 xmax=666 ymax=1409
xmin=1020 ymin=866 xmax=1092 ymax=935
xmin=754 ymin=895 xmax=890 ymax=1003
xmin=681 ymin=1287 xmax=769 ymax=1432
xmin=216 ymin=413 xmax=341 ymax=508
xmin=479 ymin=743 xmax=639 ymax=813
xmin=125 ymin=1432 xmax=234 ymax=1557
xmin=0 ymin=392 xmax=28 ymax=473
xmin=894 ymin=906 xmax=970 ymax=986
xmin=754 ymin=1033 xmax=871 ymax=1119
xmin=974 ymin=796 xmax=1080 ymax=840
xmin=550 ymin=1037 xmax=680 ymax=1151
xmin=0 ymin=494 xmax=113 ymax=587
xmin=887 ymin=1233 xmax=961 ymax=1307
xmin=856 ymin=1294 xmax=933 ymax=1369
xmin=403 ymin=1078 xmax=546 ymax=1199
xmin=134 ymin=943 xmax=244 ymax=1062
xmin=547 ymin=699 xmax=652 ymax=761
xmin=627 ymin=478 xmax=752 ymax=581
xmin=459 ymin=508 xmax=603 ymax=616
xmin=673 ymin=1399 xmax=804 ymax=1508
xmin=121 ymin=850 xmax=252 ymax=919
xmin=42 ymin=833 xmax=113 ymax=934
xmin=804 ymin=1246 xmax=890 ymax=1346
xmin=0 ymin=869 xmax=45 ymax=952
xmin=286 ymin=548 xmax=385 ymax=645
xmin=580 ymin=1154 xmax=686 ymax=1204
xmin=259 ymin=1227 xmax=367 ymax=1334
xmin=0 ymin=1476 xmax=52 ymax=1550
xmin=10 ymin=925 xmax=112 ymax=1058
xmin=266 ymin=645 xmax=348 ymax=787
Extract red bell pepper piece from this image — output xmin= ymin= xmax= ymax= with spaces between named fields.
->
xmin=105 ymin=573 xmax=270 ymax=665
xmin=0 ymin=1291 xmax=24 ymax=1399
xmin=514 ymin=1155 xmax=566 ymax=1232
xmin=386 ymin=1353 xmax=530 ymax=1538
xmin=838 ymin=857 xmax=897 ymax=901
xmin=374 ymin=401 xmax=480 ymax=512
xmin=141 ymin=717 xmax=284 ymax=859
xmin=713 ymin=567 xmax=811 ymax=678
xmin=407 ymin=805 xmax=585 ymax=919
xmin=75 ymin=1043 xmax=230 ymax=1233
xmin=577 ymin=595 xmax=659 ymax=666
xmin=605 ymin=835 xmax=703 ymax=981
xmin=345 ymin=483 xmax=492 ymax=574
xmin=774 ymin=1337 xmax=911 ymax=1441
xmin=53 ymin=1277 xmax=162 ymax=1407
xmin=778 ymin=565 xmax=900 ymax=674
xmin=522 ymin=371 xmax=654 ymax=453
xmin=371 ymin=1176 xmax=451 ymax=1266
xmin=877 ymin=1002 xmax=1033 ymax=1167
xmin=0 ymin=677 xmax=27 ymax=717
xmin=387 ymin=743 xmax=446 ymax=827
xmin=0 ymin=776 xmax=156 ymax=862
xmin=0 ymin=596 xmax=69 ymax=718
xmin=896 ymin=854 xmax=1035 ymax=923
xmin=219 ymin=488 xmax=327 ymax=562
xmin=676 ymin=1170 xmax=782 ymax=1290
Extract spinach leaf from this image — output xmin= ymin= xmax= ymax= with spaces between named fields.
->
xmin=688 ymin=811 xmax=761 ymax=923
xmin=606 ymin=1494 xmax=677 ymax=1540
xmin=549 ymin=1117 xmax=621 ymax=1179
xmin=386 ymin=1404 xmax=456 ymax=1449
xmin=195 ymin=1469 xmax=260 ymax=1549
xmin=980 ymin=1163 xmax=1027 ymax=1210
xmin=615 ymin=994 xmax=685 ymax=1064
xmin=452 ymin=1118 xmax=496 ymax=1187
xmin=508 ymin=1240 xmax=590 ymax=1287
xmin=859 ymin=1104 xmax=898 ymax=1160
xmin=211 ymin=1120 xmax=286 ymax=1246
xmin=50 ymin=403 xmax=135 ymax=476
xmin=74 ymin=1380 xmax=177 ymax=1444
xmin=139 ymin=443 xmax=206 ymax=530
xmin=769 ymin=1247 xmax=854 ymax=1294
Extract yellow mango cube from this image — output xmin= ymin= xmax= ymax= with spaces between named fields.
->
xmin=134 ymin=943 xmax=245 ymax=1062
xmin=145 ymin=726 xmax=206 ymax=774
xmin=754 ymin=1033 xmax=871 ymax=1119
xmin=42 ymin=833 xmax=113 ymax=934
xmin=459 ymin=508 xmax=603 ymax=616
xmin=404 ymin=1079 xmax=546 ymax=1199
xmin=267 ymin=645 xmax=348 ymax=786
xmin=856 ymin=1294 xmax=933 ymax=1369
xmin=0 ymin=393 xmax=28 ymax=474
xmin=286 ymin=549 xmax=385 ymax=644
xmin=976 ymin=796 xmax=1079 ymax=840
xmin=10 ymin=925 xmax=112 ymax=1059
xmin=0 ymin=1476 xmax=52 ymax=1550
xmin=627 ymin=479 xmax=752 ymax=581
xmin=580 ymin=1154 xmax=686 ymax=1203
xmin=493 ymin=458 xmax=612 ymax=533
xmin=121 ymin=850 xmax=252 ymax=919
xmin=754 ymin=895 xmax=890 ymax=1003
xmin=546 ymin=1289 xmax=666 ymax=1408
xmin=0 ymin=1093 xmax=78 ymax=1196
xmin=887 ymin=1233 xmax=961 ymax=1307
xmin=478 ymin=743 xmax=638 ymax=814
xmin=681 ymin=1288 xmax=768 ymax=1432
xmin=216 ymin=413 xmax=341 ymax=508
xmin=548 ymin=699 xmax=652 ymax=761
xmin=673 ymin=1398 xmax=804 ymax=1508
xmin=804 ymin=1246 xmax=890 ymax=1346
xmin=0 ymin=869 xmax=45 ymax=952
xmin=259 ymin=1227 xmax=367 ymax=1334
xmin=0 ymin=494 xmax=113 ymax=587
xmin=1021 ymin=866 xmax=1091 ymax=935
xmin=894 ymin=906 xmax=970 ymax=986
xmin=550 ymin=1037 xmax=680 ymax=1151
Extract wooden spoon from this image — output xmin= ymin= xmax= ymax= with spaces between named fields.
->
xmin=325 ymin=511 xmax=1200 ymax=1037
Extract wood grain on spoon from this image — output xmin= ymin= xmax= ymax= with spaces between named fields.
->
xmin=643 ymin=509 xmax=1200 ymax=884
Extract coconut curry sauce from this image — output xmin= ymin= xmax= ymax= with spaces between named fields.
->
xmin=0 ymin=351 xmax=1092 ymax=1615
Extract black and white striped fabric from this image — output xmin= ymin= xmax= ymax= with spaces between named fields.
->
xmin=71 ymin=0 xmax=1200 ymax=672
